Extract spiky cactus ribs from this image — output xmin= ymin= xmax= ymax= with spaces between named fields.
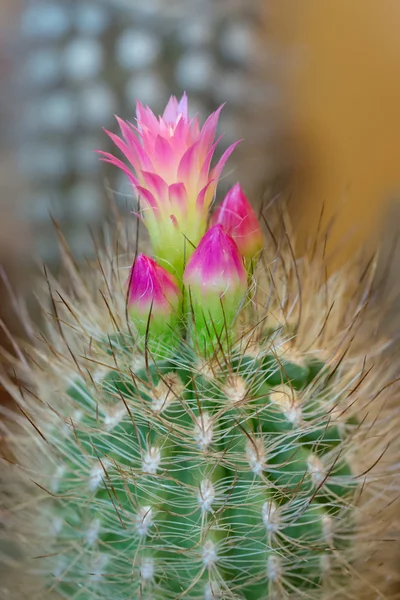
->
xmin=47 ymin=335 xmax=355 ymax=600
xmin=1 ymin=95 xmax=399 ymax=600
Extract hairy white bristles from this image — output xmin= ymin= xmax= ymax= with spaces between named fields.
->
xmin=93 ymin=366 xmax=109 ymax=384
xmin=267 ymin=554 xmax=282 ymax=582
xmin=72 ymin=409 xmax=83 ymax=422
xmin=62 ymin=409 xmax=83 ymax=436
xmin=151 ymin=373 xmax=182 ymax=414
xmin=198 ymin=479 xmax=216 ymax=513
xmin=132 ymin=354 xmax=145 ymax=371
xmin=307 ymin=454 xmax=326 ymax=487
xmin=262 ymin=500 xmax=280 ymax=534
xmin=193 ymin=412 xmax=213 ymax=450
xmin=279 ymin=341 xmax=307 ymax=368
xmin=196 ymin=359 xmax=218 ymax=380
xmin=322 ymin=515 xmax=334 ymax=546
xmin=223 ymin=376 xmax=247 ymax=406
xmin=242 ymin=341 xmax=262 ymax=359
xmin=50 ymin=465 xmax=66 ymax=494
xmin=85 ymin=518 xmax=101 ymax=546
xmin=89 ymin=554 xmax=109 ymax=582
xmin=89 ymin=459 xmax=110 ymax=492
xmin=142 ymin=446 xmax=161 ymax=475
xmin=246 ymin=437 xmax=266 ymax=475
xmin=202 ymin=540 xmax=218 ymax=568
xmin=270 ymin=385 xmax=302 ymax=425
xmin=320 ymin=553 xmax=331 ymax=574
xmin=135 ymin=506 xmax=153 ymax=537
xmin=140 ymin=557 xmax=155 ymax=583
xmin=204 ymin=580 xmax=221 ymax=599
xmin=104 ymin=403 xmax=126 ymax=430
xmin=53 ymin=557 xmax=68 ymax=580
xmin=50 ymin=516 xmax=64 ymax=537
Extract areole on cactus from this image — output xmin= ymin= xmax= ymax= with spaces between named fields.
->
xmin=1 ymin=94 xmax=399 ymax=600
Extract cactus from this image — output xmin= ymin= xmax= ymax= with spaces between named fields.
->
xmin=1 ymin=95 xmax=399 ymax=600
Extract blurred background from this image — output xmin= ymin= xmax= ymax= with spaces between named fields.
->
xmin=1 ymin=0 xmax=400 ymax=344
xmin=1 ymin=0 xmax=275 ymax=266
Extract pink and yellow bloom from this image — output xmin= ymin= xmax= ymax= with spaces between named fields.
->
xmin=210 ymin=183 xmax=263 ymax=263
xmin=128 ymin=254 xmax=181 ymax=346
xmin=100 ymin=93 xmax=239 ymax=276
xmin=183 ymin=224 xmax=247 ymax=350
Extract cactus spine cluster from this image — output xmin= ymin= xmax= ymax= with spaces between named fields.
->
xmin=1 ymin=95 xmax=399 ymax=600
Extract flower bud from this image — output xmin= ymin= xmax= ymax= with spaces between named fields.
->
xmin=128 ymin=255 xmax=181 ymax=351
xmin=211 ymin=183 xmax=263 ymax=263
xmin=183 ymin=225 xmax=247 ymax=352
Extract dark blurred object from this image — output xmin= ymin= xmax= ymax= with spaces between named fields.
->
xmin=0 ymin=0 xmax=32 ymax=414
xmin=0 ymin=174 xmax=31 ymax=415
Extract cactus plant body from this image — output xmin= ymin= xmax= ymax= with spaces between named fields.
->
xmin=1 ymin=95 xmax=399 ymax=600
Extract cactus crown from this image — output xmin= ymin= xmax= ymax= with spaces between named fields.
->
xmin=1 ymin=95 xmax=399 ymax=600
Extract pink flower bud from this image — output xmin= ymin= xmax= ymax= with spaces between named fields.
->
xmin=183 ymin=224 xmax=247 ymax=297
xmin=183 ymin=225 xmax=247 ymax=352
xmin=210 ymin=183 xmax=263 ymax=261
xmin=128 ymin=255 xmax=181 ymax=340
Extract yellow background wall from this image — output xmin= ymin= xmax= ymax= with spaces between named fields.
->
xmin=267 ymin=0 xmax=400 ymax=267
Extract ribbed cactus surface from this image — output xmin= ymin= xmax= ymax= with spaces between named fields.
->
xmin=1 ymin=94 xmax=399 ymax=600
xmin=41 ymin=339 xmax=356 ymax=599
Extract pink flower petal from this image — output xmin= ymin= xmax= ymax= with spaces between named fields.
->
xmin=154 ymin=135 xmax=175 ymax=173
xmin=170 ymin=214 xmax=179 ymax=229
xmin=116 ymin=119 xmax=155 ymax=172
xmin=198 ymin=105 xmax=224 ymax=157
xmin=103 ymin=129 xmax=141 ymax=172
xmin=135 ymin=100 xmax=145 ymax=131
xmin=210 ymin=140 xmax=241 ymax=182
xmin=115 ymin=116 xmax=137 ymax=147
xmin=135 ymin=186 xmax=159 ymax=213
xmin=141 ymin=171 xmax=168 ymax=202
xmin=198 ymin=135 xmax=223 ymax=188
xmin=177 ymin=141 xmax=200 ymax=183
xmin=195 ymin=180 xmax=215 ymax=212
xmin=163 ymin=95 xmax=179 ymax=123
xmin=189 ymin=115 xmax=201 ymax=140
xmin=136 ymin=100 xmax=159 ymax=132
xmin=169 ymin=116 xmax=188 ymax=155
xmin=177 ymin=92 xmax=188 ymax=119
xmin=96 ymin=151 xmax=139 ymax=186
xmin=169 ymin=182 xmax=188 ymax=212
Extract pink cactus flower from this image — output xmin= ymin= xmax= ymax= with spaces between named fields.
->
xmin=210 ymin=183 xmax=263 ymax=262
xmin=99 ymin=93 xmax=240 ymax=276
xmin=128 ymin=255 xmax=181 ymax=342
